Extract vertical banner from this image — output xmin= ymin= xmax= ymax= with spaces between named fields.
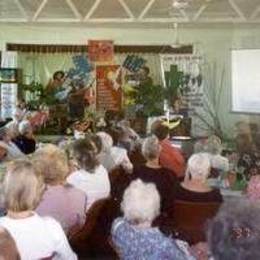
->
xmin=160 ymin=54 xmax=205 ymax=136
xmin=96 ymin=65 xmax=122 ymax=111
xmin=1 ymin=51 xmax=18 ymax=119
xmin=88 ymin=40 xmax=114 ymax=63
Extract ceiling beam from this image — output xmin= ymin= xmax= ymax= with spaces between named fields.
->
xmin=138 ymin=0 xmax=156 ymax=19
xmin=251 ymin=4 xmax=260 ymax=19
xmin=65 ymin=0 xmax=82 ymax=20
xmin=84 ymin=0 xmax=102 ymax=20
xmin=228 ymin=0 xmax=246 ymax=21
xmin=33 ymin=0 xmax=49 ymax=21
xmin=117 ymin=0 xmax=135 ymax=19
xmin=14 ymin=0 xmax=28 ymax=20
xmin=193 ymin=4 xmax=208 ymax=21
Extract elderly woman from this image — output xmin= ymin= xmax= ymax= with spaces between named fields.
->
xmin=35 ymin=144 xmax=87 ymax=234
xmin=97 ymin=131 xmax=133 ymax=173
xmin=208 ymin=199 xmax=260 ymax=260
xmin=206 ymin=135 xmax=229 ymax=173
xmin=0 ymin=127 xmax=24 ymax=160
xmin=0 ymin=160 xmax=77 ymax=260
xmin=67 ymin=138 xmax=110 ymax=210
xmin=111 ymin=179 xmax=194 ymax=260
xmin=13 ymin=120 xmax=36 ymax=154
xmin=132 ymin=135 xmax=177 ymax=214
xmin=175 ymin=153 xmax=223 ymax=202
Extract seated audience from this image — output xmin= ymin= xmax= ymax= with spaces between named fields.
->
xmin=67 ymin=138 xmax=110 ymax=210
xmin=0 ymin=227 xmax=20 ymax=260
xmin=175 ymin=153 xmax=223 ymax=203
xmin=206 ymin=135 xmax=229 ymax=173
xmin=34 ymin=144 xmax=87 ymax=234
xmin=207 ymin=199 xmax=260 ymax=260
xmin=0 ymin=127 xmax=25 ymax=160
xmin=0 ymin=160 xmax=77 ymax=260
xmin=97 ymin=131 xmax=133 ymax=173
xmin=111 ymin=179 xmax=194 ymax=260
xmin=13 ymin=120 xmax=36 ymax=154
xmin=151 ymin=120 xmax=185 ymax=178
xmin=132 ymin=135 xmax=178 ymax=214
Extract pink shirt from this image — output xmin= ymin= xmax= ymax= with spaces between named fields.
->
xmin=36 ymin=184 xmax=87 ymax=234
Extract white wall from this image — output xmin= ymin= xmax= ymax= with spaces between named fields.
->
xmin=0 ymin=23 xmax=260 ymax=137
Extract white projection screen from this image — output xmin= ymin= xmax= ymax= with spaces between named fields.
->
xmin=232 ymin=49 xmax=260 ymax=114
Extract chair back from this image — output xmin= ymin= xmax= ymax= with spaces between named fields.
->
xmin=171 ymin=200 xmax=221 ymax=244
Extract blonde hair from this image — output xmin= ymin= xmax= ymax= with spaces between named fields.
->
xmin=33 ymin=144 xmax=69 ymax=185
xmin=4 ymin=160 xmax=45 ymax=212
xmin=121 ymin=179 xmax=160 ymax=223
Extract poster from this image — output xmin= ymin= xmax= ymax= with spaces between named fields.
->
xmin=96 ymin=65 xmax=122 ymax=111
xmin=88 ymin=40 xmax=114 ymax=63
xmin=160 ymin=54 xmax=206 ymax=136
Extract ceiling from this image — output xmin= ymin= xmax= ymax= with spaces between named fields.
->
xmin=0 ymin=0 xmax=260 ymax=26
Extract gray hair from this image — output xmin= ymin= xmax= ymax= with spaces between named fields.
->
xmin=208 ymin=198 xmax=260 ymax=260
xmin=18 ymin=120 xmax=32 ymax=136
xmin=186 ymin=153 xmax=210 ymax=179
xmin=121 ymin=179 xmax=160 ymax=224
xmin=141 ymin=135 xmax=161 ymax=160
xmin=206 ymin=135 xmax=223 ymax=155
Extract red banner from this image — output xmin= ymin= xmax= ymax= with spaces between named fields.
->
xmin=96 ymin=65 xmax=122 ymax=111
xmin=88 ymin=40 xmax=114 ymax=63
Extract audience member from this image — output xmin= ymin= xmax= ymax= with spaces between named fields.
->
xmin=0 ymin=160 xmax=77 ymax=259
xmin=132 ymin=135 xmax=177 ymax=214
xmin=111 ymin=179 xmax=194 ymax=260
xmin=246 ymin=175 xmax=260 ymax=201
xmin=175 ymin=153 xmax=223 ymax=203
xmin=151 ymin=120 xmax=185 ymax=178
xmin=208 ymin=199 xmax=260 ymax=260
xmin=97 ymin=131 xmax=133 ymax=173
xmin=0 ymin=226 xmax=20 ymax=260
xmin=34 ymin=144 xmax=87 ymax=234
xmin=67 ymin=138 xmax=110 ymax=210
xmin=0 ymin=127 xmax=25 ymax=160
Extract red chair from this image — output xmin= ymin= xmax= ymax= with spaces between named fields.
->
xmin=170 ymin=200 xmax=221 ymax=245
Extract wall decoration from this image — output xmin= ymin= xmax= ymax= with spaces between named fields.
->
xmin=88 ymin=40 xmax=114 ymax=63
xmin=96 ymin=65 xmax=122 ymax=112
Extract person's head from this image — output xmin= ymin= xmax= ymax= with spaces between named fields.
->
xmin=208 ymin=199 xmax=260 ymax=260
xmin=53 ymin=70 xmax=65 ymax=82
xmin=96 ymin=131 xmax=113 ymax=152
xmin=71 ymin=138 xmax=99 ymax=173
xmin=235 ymin=133 xmax=254 ymax=154
xmin=121 ymin=179 xmax=160 ymax=225
xmin=142 ymin=135 xmax=161 ymax=161
xmin=186 ymin=153 xmax=211 ymax=181
xmin=0 ymin=127 xmax=12 ymax=143
xmin=88 ymin=134 xmax=102 ymax=154
xmin=0 ymin=146 xmax=7 ymax=161
xmin=33 ymin=144 xmax=69 ymax=185
xmin=18 ymin=120 xmax=32 ymax=137
xmin=151 ymin=120 xmax=169 ymax=141
xmin=206 ymin=135 xmax=223 ymax=155
xmin=3 ymin=160 xmax=45 ymax=212
xmin=139 ymin=66 xmax=150 ymax=79
xmin=0 ymin=227 xmax=20 ymax=260
xmin=246 ymin=175 xmax=260 ymax=201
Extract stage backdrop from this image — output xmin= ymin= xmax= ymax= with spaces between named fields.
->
xmin=160 ymin=54 xmax=209 ymax=137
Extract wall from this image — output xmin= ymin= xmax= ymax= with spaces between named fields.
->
xmin=0 ymin=23 xmax=260 ymax=137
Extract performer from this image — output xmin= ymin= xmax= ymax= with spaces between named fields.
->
xmin=46 ymin=71 xmax=66 ymax=94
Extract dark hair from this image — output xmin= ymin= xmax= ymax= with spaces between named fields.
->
xmin=208 ymin=199 xmax=260 ymax=260
xmin=88 ymin=134 xmax=102 ymax=154
xmin=0 ymin=127 xmax=8 ymax=141
xmin=151 ymin=120 xmax=169 ymax=141
xmin=141 ymin=66 xmax=150 ymax=75
xmin=53 ymin=70 xmax=65 ymax=80
xmin=109 ymin=126 xmax=126 ymax=145
xmin=72 ymin=138 xmax=99 ymax=172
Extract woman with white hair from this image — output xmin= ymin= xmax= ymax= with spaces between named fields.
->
xmin=111 ymin=179 xmax=194 ymax=260
xmin=175 ymin=153 xmax=223 ymax=202
xmin=132 ymin=135 xmax=177 ymax=214
xmin=96 ymin=131 xmax=133 ymax=173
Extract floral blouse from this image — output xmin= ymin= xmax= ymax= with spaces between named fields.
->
xmin=111 ymin=218 xmax=194 ymax=260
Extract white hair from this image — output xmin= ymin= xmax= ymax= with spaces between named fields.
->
xmin=96 ymin=132 xmax=113 ymax=152
xmin=141 ymin=135 xmax=161 ymax=160
xmin=121 ymin=179 xmax=160 ymax=223
xmin=187 ymin=153 xmax=211 ymax=179
xmin=18 ymin=120 xmax=32 ymax=135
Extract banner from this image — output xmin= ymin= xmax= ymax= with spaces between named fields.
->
xmin=160 ymin=54 xmax=206 ymax=136
xmin=88 ymin=40 xmax=114 ymax=63
xmin=96 ymin=65 xmax=122 ymax=111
